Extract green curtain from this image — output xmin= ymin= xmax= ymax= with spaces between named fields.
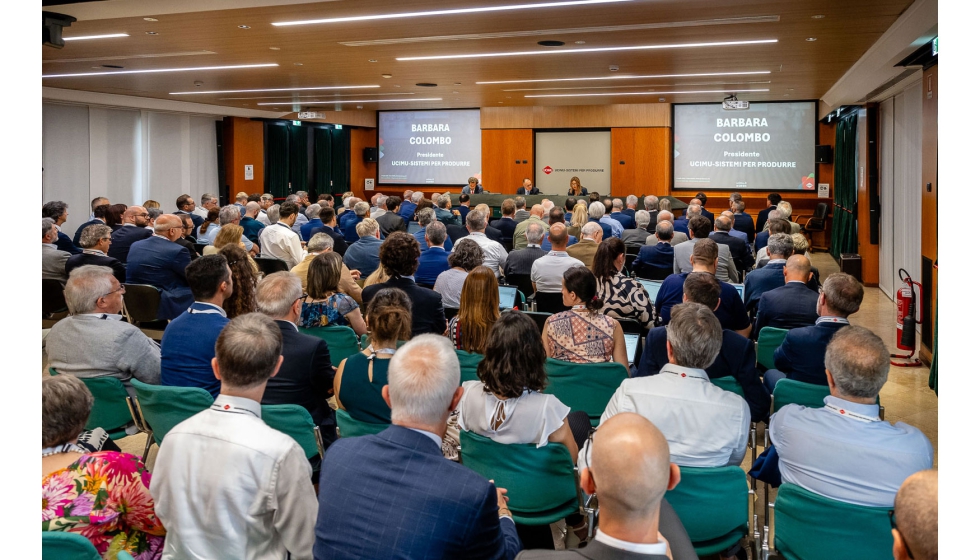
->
xmin=265 ymin=124 xmax=289 ymax=198
xmin=314 ymin=128 xmax=333 ymax=196
xmin=829 ymin=113 xmax=858 ymax=259
xmin=929 ymin=308 xmax=938 ymax=395
xmin=288 ymin=125 xmax=309 ymax=192
xmin=329 ymin=127 xmax=351 ymax=194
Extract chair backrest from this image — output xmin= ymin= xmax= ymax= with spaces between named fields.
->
xmin=299 ymin=325 xmax=361 ymax=363
xmin=444 ymin=307 xmax=459 ymax=320
xmin=506 ymin=273 xmax=535 ymax=302
xmin=458 ymin=430 xmax=579 ymax=526
xmin=500 ymin=237 xmax=514 ymax=253
xmin=262 ymin=404 xmax=323 ymax=459
xmin=773 ymin=379 xmax=831 ymax=413
xmin=523 ymin=311 xmax=553 ymax=333
xmin=665 ymin=466 xmax=749 ymax=555
xmin=121 ymin=284 xmax=162 ymax=324
xmin=76 ymin=375 xmax=135 ymax=436
xmin=635 ymin=264 xmax=673 ymax=281
xmin=130 ymin=379 xmax=214 ymax=445
xmin=456 ymin=349 xmax=484 ymax=383
xmin=710 ymin=376 xmax=745 ymax=398
xmin=253 ymin=257 xmax=289 ymax=275
xmin=533 ymin=291 xmax=569 ymax=314
xmin=812 ymin=202 xmax=829 ymax=222
xmin=42 ymin=531 xmax=101 ymax=560
xmin=616 ymin=318 xmax=646 ymax=335
xmin=42 ymin=279 xmax=68 ymax=315
xmin=774 ymin=483 xmax=893 ymax=560
xmin=335 ymin=408 xmax=389 ymax=438
xmin=756 ymin=326 xmax=789 ymax=371
xmin=623 ymin=253 xmax=638 ymax=275
xmin=543 ymin=358 xmax=629 ymax=427
xmin=193 ymin=242 xmax=208 ymax=255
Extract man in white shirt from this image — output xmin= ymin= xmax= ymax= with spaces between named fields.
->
xmin=192 ymin=193 xmax=217 ymax=220
xmin=601 ymin=302 xmax=750 ymax=467
xmin=453 ymin=209 xmax=508 ymax=276
xmin=260 ymin=201 xmax=305 ymax=269
xmin=531 ymin=224 xmax=584 ymax=294
xmin=151 ymin=313 xmax=318 ymax=560
xmin=257 ymin=193 xmax=275 ymax=225
xmin=284 ymin=194 xmax=309 ymax=234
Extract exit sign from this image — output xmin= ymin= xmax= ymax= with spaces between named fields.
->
xmin=298 ymin=111 xmax=326 ymax=119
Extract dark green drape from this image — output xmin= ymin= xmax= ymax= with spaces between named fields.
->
xmin=314 ymin=128 xmax=333 ymax=195
xmin=929 ymin=308 xmax=938 ymax=395
xmin=288 ymin=125 xmax=309 ymax=192
xmin=265 ymin=124 xmax=289 ymax=198
xmin=829 ymin=113 xmax=858 ymax=259
xmin=314 ymin=127 xmax=351 ymax=195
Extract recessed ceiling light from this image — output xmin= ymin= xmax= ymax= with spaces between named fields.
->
xmin=257 ymin=98 xmax=442 ymax=105
xmin=538 ymin=40 xmax=565 ymax=47
xmin=394 ymin=84 xmax=401 ymax=87
xmin=524 ymin=88 xmax=770 ymax=98
xmin=811 ymin=14 xmax=824 ymax=19
xmin=170 ymin=84 xmax=380 ymax=95
xmin=294 ymin=62 xmax=304 ymax=66
xmin=270 ymin=47 xmax=280 ymax=50
xmin=498 ymin=101 xmax=504 ymax=103
xmin=218 ymin=92 xmax=413 ymax=100
xmin=454 ymin=82 xmax=462 ymax=85
xmin=143 ymin=17 xmax=158 ymax=22
xmin=382 ymin=73 xmax=392 ymax=78
xmin=273 ymin=0 xmax=636 ymax=26
xmin=806 ymin=37 xmax=817 ymax=41
xmin=369 ymin=59 xmax=378 ymax=62
xmin=238 ymin=25 xmax=251 ymax=29
xmin=506 ymin=95 xmax=512 ymax=98
xmin=398 ymin=39 xmax=777 ymax=61
xmin=452 ymin=91 xmax=459 ymax=94
xmin=43 ymin=63 xmax=279 ymax=79
xmin=477 ymin=70 xmax=770 ymax=85
xmin=787 ymin=88 xmax=795 ymax=91
xmin=575 ymin=40 xmax=586 ymax=44
xmin=784 ymin=93 xmax=790 ymax=96
xmin=416 ymin=82 xmax=438 ymax=87
xmin=63 ymin=33 xmax=129 ymax=41
xmin=145 ymin=31 xmax=158 ymax=35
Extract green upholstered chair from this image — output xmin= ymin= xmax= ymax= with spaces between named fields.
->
xmin=262 ymin=404 xmax=324 ymax=460
xmin=756 ymin=327 xmax=789 ymax=371
xmin=772 ymin=379 xmax=832 ymax=413
xmin=49 ymin=369 xmax=136 ymax=441
xmin=710 ymin=376 xmax=745 ymax=397
xmin=299 ymin=325 xmax=361 ymax=363
xmin=335 ymin=408 xmax=389 ymax=438
xmin=665 ymin=465 xmax=749 ymax=556
xmin=41 ymin=532 xmax=101 ymax=560
xmin=543 ymin=358 xmax=629 ymax=427
xmin=456 ymin=349 xmax=483 ymax=384
xmin=129 ymin=379 xmax=213 ymax=455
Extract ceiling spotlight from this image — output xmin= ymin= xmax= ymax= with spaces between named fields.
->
xmin=659 ymin=97 xmax=666 ymax=102
xmin=143 ymin=17 xmax=158 ymax=22
xmin=356 ymin=105 xmax=363 ymax=109
xmin=145 ymin=31 xmax=158 ymax=35
xmin=368 ymin=59 xmax=378 ymax=62
xmin=416 ymin=82 xmax=437 ymax=87
xmin=609 ymin=65 xmax=619 ymax=71
xmin=194 ymin=80 xmax=204 ymax=87
xmin=453 ymin=82 xmax=462 ymax=85
xmin=452 ymin=91 xmax=459 ymax=94
xmin=294 ymin=62 xmax=303 ymax=66
xmin=575 ymin=40 xmax=586 ymax=44
xmin=806 ymin=37 xmax=817 ymax=41
xmin=811 ymin=14 xmax=825 ymax=19
xmin=238 ymin=25 xmax=251 ymax=29
xmin=394 ymin=84 xmax=401 ymax=87
xmin=382 ymin=73 xmax=392 ymax=78
xmin=270 ymin=47 xmax=280 ymax=50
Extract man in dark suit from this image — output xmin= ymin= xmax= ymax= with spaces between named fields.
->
xmin=415 ymin=222 xmax=451 ymax=286
xmin=731 ymin=200 xmax=755 ymax=244
xmin=256 ymin=272 xmax=336 ymax=439
xmin=455 ymin=193 xmax=472 ymax=221
xmin=173 ymin=214 xmax=200 ymax=259
xmin=362 ymin=232 xmax=447 ymax=336
xmin=709 ymin=216 xmax=753 ymax=273
xmin=764 ymin=272 xmax=864 ymax=392
xmin=314 ymin=335 xmax=522 ymax=560
xmin=491 ymin=198 xmax=519 ymax=241
xmin=516 ymin=177 xmax=540 ymax=195
xmin=756 ymin=193 xmax=781 ymax=233
xmin=42 ymin=200 xmax=82 ymax=255
xmin=399 ymin=192 xmax=419 ymax=223
xmin=609 ymin=198 xmax=635 ymax=230
xmin=126 ymin=215 xmax=194 ymax=320
xmin=753 ymin=255 xmax=820 ymax=339
xmin=310 ymin=206 xmax=348 ymax=257
xmin=377 ymin=196 xmax=408 ymax=237
xmin=109 ymin=205 xmax=153 ymax=262
xmin=517 ymin=413 xmax=696 ymax=560
xmin=503 ymin=221 xmax=548 ymax=278
xmin=73 ymin=203 xmax=110 ymax=246
xmin=694 ymin=193 xmax=714 ymax=224
xmin=744 ymin=233 xmax=794 ymax=311
xmin=637 ymin=272 xmax=771 ymax=422
xmin=634 ymin=220 xmax=675 ymax=279
xmin=66 ymin=223 xmax=127 ymax=283
xmin=672 ymin=204 xmax=700 ymax=240
xmin=513 ymin=197 xmax=531 ymax=223
xmin=175 ymin=193 xmax=205 ymax=231
xmin=461 ymin=177 xmax=485 ymax=195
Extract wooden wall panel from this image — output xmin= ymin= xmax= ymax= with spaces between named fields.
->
xmin=635 ymin=128 xmax=672 ymax=197
xmin=481 ymin=107 xmax=534 ymax=129
xmin=482 ymin=129 xmax=533 ymax=193
xmin=920 ymin=64 xmax=938 ymax=361
xmin=222 ymin=117 xmax=264 ymax=199
xmin=610 ymin=129 xmax=635 ymax=197
xmin=349 ymin=127 xmax=377 ymax=200
xmin=856 ymin=107 xmax=880 ymax=286
xmin=482 ymin=103 xmax=670 ymax=129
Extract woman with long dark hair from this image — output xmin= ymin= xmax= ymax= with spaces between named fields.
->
xmin=447 ymin=266 xmax=499 ymax=354
xmin=592 ymin=238 xmax=655 ymax=328
xmin=217 ymin=244 xmax=257 ymax=319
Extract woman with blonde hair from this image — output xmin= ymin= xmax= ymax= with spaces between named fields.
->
xmin=567 ymin=176 xmax=588 ymax=196
xmin=658 ymin=198 xmax=672 ymax=212
xmin=204 ymin=224 xmax=245 ymax=254
xmin=568 ymin=203 xmax=588 ymax=239
xmin=448 ymin=266 xmax=500 ymax=354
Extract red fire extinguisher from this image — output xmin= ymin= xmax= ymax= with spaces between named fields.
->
xmin=891 ymin=268 xmax=923 ymax=367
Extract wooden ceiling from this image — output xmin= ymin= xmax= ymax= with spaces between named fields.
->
xmin=43 ymin=0 xmax=917 ymax=114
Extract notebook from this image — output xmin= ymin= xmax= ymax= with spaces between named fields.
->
xmin=624 ymin=333 xmax=641 ymax=366
xmin=498 ymin=285 xmax=518 ymax=309
xmin=637 ymin=279 xmax=663 ymax=300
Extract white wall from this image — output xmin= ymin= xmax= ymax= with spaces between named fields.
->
xmin=42 ymin=102 xmax=220 ymax=235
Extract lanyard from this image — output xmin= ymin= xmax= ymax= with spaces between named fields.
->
xmin=824 ymin=403 xmax=880 ymax=423
xmin=188 ymin=305 xmax=224 ymax=315
xmin=367 ymin=345 xmax=397 ymax=362
xmin=816 ymin=316 xmax=849 ymax=325
xmin=211 ymin=402 xmax=260 ymax=418
xmin=662 ymin=366 xmax=707 ymax=381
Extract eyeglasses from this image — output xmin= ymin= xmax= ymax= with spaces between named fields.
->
xmin=888 ymin=510 xmax=914 ymax=559
xmin=102 ymin=284 xmax=126 ymax=298
xmin=583 ymin=431 xmax=594 ymax=468
xmin=296 ymin=293 xmax=308 ymax=303
xmin=137 ymin=213 xmax=150 ymax=218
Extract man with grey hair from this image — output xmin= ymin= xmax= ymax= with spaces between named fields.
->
xmin=257 ymin=193 xmax=275 ymax=225
xmin=766 ymin=326 xmax=933 ymax=507
xmin=623 ymin=194 xmax=639 ymax=221
xmin=503 ymin=221 xmax=548 ymax=278
xmin=754 ymin=216 xmax=793 ymax=264
xmin=512 ymin=204 xmax=547 ymax=251
xmin=291 ymin=232 xmax=362 ymax=302
xmin=744 ymin=232 xmax=795 ymax=310
xmin=126 ymin=214 xmax=194 ymax=320
xmin=416 ymin=221 xmax=451 ymax=286
xmin=283 ymin=194 xmax=310 ymax=234
xmin=44 ymin=265 xmax=161 ymax=396
xmin=621 ymin=209 xmax=651 ymax=247
xmin=66 ymin=224 xmax=126 ymax=282
xmin=152 ymin=312 xmax=318 ymax=560
xmin=434 ymin=193 xmax=461 ymax=227
xmin=650 ymin=209 xmax=688 ymax=246
xmin=540 ymin=198 xmax=554 ymax=214
xmin=298 ymin=203 xmax=323 ymax=241
xmin=634 ymin=220 xmax=675 ymax=279
xmin=260 ymin=201 xmax=304 ymax=269
xmin=399 ymin=190 xmax=419 ymax=222
xmin=644 ymin=194 xmax=660 ymax=212
xmin=672 ymin=203 xmax=701 ymax=237
xmin=710 ymin=215 xmax=753 ymax=273
xmin=413 ymin=207 xmax=452 ymax=251
xmin=343 ymin=217 xmax=382 ymax=277
xmin=314 ymin=335 xmax=522 ymax=559
xmin=193 ymin=193 xmax=218 ymax=220
xmin=587 ymin=201 xmax=613 ymax=240
xmin=513 ymin=196 xmax=530 ymax=222
xmin=454 ymin=209 xmax=508 ymax=276
xmin=609 ymin=198 xmax=635 ymax=230
xmin=601 ymin=302 xmax=750 ymax=467
xmin=241 ymin=201 xmax=267 ymax=246
xmin=892 ymin=470 xmax=938 ymax=560
xmin=42 ymin=217 xmax=71 ymax=284
xmin=370 ymin=194 xmax=388 ymax=219
xmin=567 ymin=221 xmax=602 ymax=268
xmin=342 ymin=200 xmax=370 ymax=243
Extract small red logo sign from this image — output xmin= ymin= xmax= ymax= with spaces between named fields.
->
xmin=224 ymin=405 xmax=231 ymax=410
xmin=543 ymin=166 xmax=553 ymax=175
xmin=681 ymin=373 xmax=686 ymax=377
xmin=840 ymin=409 xmax=846 ymax=414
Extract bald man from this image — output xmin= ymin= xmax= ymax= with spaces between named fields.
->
xmin=108 ymin=205 xmax=153 ymax=262
xmin=892 ymin=470 xmax=938 ymax=560
xmin=513 ymin=204 xmax=548 ymax=250
xmin=752 ymin=254 xmax=820 ymax=338
xmin=126 ymin=214 xmax=194 ymax=319
xmin=519 ymin=413 xmax=696 ymax=560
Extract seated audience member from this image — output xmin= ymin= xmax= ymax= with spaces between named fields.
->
xmin=764 ymin=272 xmax=864 ymax=392
xmin=146 ymin=207 xmax=163 ymax=229
xmin=363 ymin=232 xmax=447 ymax=336
xmin=286 ymin=194 xmax=310 ymax=232
xmin=152 ymin=313 xmax=317 ymax=559
xmin=672 ymin=215 xmax=739 ymax=283
xmin=292 ymin=232 xmax=362 ymax=303
xmin=718 ymin=210 xmax=748 ymax=243
xmin=194 ymin=193 xmax=218 ymax=221
xmin=435 ymin=194 xmax=462 ymax=227
xmin=623 ymin=194 xmax=640 ymax=220
xmin=513 ymin=196 xmax=530 ymax=222
xmin=256 ymin=272 xmax=335 ymax=435
xmin=377 ymin=196 xmax=408 ymax=237
xmin=42 ymin=375 xmax=165 ymax=558
xmin=744 ymin=232 xmax=794 ymax=310
xmin=568 ymin=203 xmax=588 ymax=239
xmin=240 ymin=201 xmax=267 ymax=245
xmin=43 ymin=200 xmax=82 ymax=254
xmin=434 ymin=238 xmax=484 ymax=309
xmin=602 ymin=302 xmax=750 ymax=467
xmin=334 ymin=288 xmax=411 ymax=424
xmin=609 ymin=198 xmax=635 ymax=230
xmin=66 ymin=224 xmax=127 ymax=282
xmin=694 ymin=193 xmax=713 ymax=223
xmin=586 ymin=201 xmax=614 ymax=240
xmin=218 ymin=244 xmax=258 ymax=319
xmin=594 ymin=238 xmax=655 ymax=328
xmin=753 ymin=218 xmax=792 ymax=269
xmin=315 ymin=335 xmax=522 ymax=560
xmin=647 ymin=210 xmax=688 ymax=246
xmin=299 ymin=204 xmax=323 ymax=241
xmin=710 ymin=215 xmax=754 ymax=273
xmin=478 ymin=203 xmax=505 ymax=243
xmin=106 ymin=203 xmax=128 ymax=231
xmin=731 ymin=199 xmax=755 ymax=244
xmin=414 ymin=207 xmax=453 ymax=251
xmin=504 ymin=222 xmax=547 ymax=278
xmin=416 ymin=221 xmax=451 ymax=286
xmin=197 ymin=207 xmax=220 ymax=241
xmin=160 ymin=255 xmax=233 ymax=398
xmin=258 ymin=201 xmax=304 ymax=268
xmin=567 ymin=221 xmax=602 ymax=268
xmin=300 ymin=252 xmax=367 ymax=335
xmin=455 ymin=209 xmax=508 ymax=276
xmin=491 ymin=198 xmax=519 ymax=240
xmin=791 ymin=232 xmax=821 ymax=291
xmin=544 ymin=267 xmax=629 ymax=369
xmin=174 ymin=193 xmax=204 ymax=230
xmin=42 ymin=218 xmax=71 ymax=284
xmin=621 ymin=209 xmax=651 ymax=247
xmin=599 ymin=199 xmax=625 ymax=239
xmin=755 ymin=211 xmax=790 ymax=255
xmin=655 ymin=239 xmax=752 ymax=337
xmin=126 ymin=214 xmax=194 ymax=320
xmin=310 ymin=206 xmax=348 ymax=257
xmin=753 ymin=254 xmax=820 ymax=338
xmin=517 ymin=177 xmax=540 ymax=195
xmin=775 ymin=201 xmax=801 ymax=234
xmin=205 ymin=205 xmax=256 ymax=253
xmin=456 ymin=193 xmax=472 ymax=220
xmin=636 ymin=273 xmax=770 ymax=423
xmin=531 ymin=224 xmax=585 ymax=295
xmin=540 ymin=207 xmax=579 ymax=250
xmin=108 ymin=205 xmax=152 ymax=262
xmin=44 ymin=265 xmax=161 ymax=395
xmin=756 ymin=193 xmax=781 ymax=233
xmin=339 ymin=197 xmax=361 ymax=231
xmin=448 ymin=267 xmax=500 ymax=353
xmin=399 ymin=191 xmax=419 ymax=222
xmin=461 ymin=176 xmax=484 ymax=195
xmin=174 ymin=214 xmax=201 ymax=258
xmin=512 ymin=204 xmax=548 ymax=250
xmin=892 ymin=470 xmax=938 ymax=560
xmin=73 ymin=203 xmax=110 ymax=246
xmin=634 ymin=220 xmax=675 ymax=278
xmin=766 ymin=327 xmax=933 ymax=507
xmin=203 ymin=223 xmax=245 ymax=255
xmin=343 ymin=217 xmax=383 ymax=278
xmin=672 ymin=204 xmax=700 ymax=239
xmin=257 ymin=193 xmax=275 ymax=224
xmin=369 ymin=193 xmax=386 ymax=220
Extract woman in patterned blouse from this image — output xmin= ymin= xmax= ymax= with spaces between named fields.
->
xmin=300 ymin=252 xmax=368 ymax=335
xmin=592 ymin=238 xmax=656 ymax=329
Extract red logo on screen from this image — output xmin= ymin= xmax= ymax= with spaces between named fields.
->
xmin=543 ymin=166 xmax=553 ymax=175
xmin=802 ymin=175 xmax=815 ymax=190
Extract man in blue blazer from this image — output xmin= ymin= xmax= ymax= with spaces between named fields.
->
xmin=73 ymin=203 xmax=109 ymax=246
xmin=752 ymin=255 xmax=819 ymax=339
xmin=634 ymin=221 xmax=676 ymax=279
xmin=743 ymin=232 xmax=794 ymax=311
xmin=399 ymin=192 xmax=418 ymax=222
xmin=415 ymin=222 xmax=451 ymax=286
xmin=765 ymin=272 xmax=865 ymax=392
xmin=709 ymin=216 xmax=753 ymax=273
xmin=109 ymin=206 xmax=153 ymax=262
xmin=314 ymin=336 xmax=522 ymax=560
xmin=126 ymin=215 xmax=194 ymax=320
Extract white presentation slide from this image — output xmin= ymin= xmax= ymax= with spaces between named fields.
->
xmin=535 ymin=131 xmax=611 ymax=195
xmin=378 ymin=109 xmax=482 ymax=185
xmin=673 ymin=102 xmax=817 ymax=191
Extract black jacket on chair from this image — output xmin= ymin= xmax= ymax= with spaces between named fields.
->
xmin=362 ymin=276 xmax=447 ymax=336
xmin=261 ymin=320 xmax=335 ymax=430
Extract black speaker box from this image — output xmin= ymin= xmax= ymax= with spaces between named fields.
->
xmin=816 ymin=145 xmax=833 ymax=164
xmin=363 ymin=147 xmax=378 ymax=163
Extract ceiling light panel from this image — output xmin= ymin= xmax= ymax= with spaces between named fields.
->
xmin=478 ymin=70 xmax=771 ymax=85
xmin=171 ymin=85 xmax=381 ymax=95
xmin=218 ymin=93 xmax=416 ymax=101
xmin=257 ymin=98 xmax=442 ymax=105
xmin=524 ymin=88 xmax=770 ymax=98
xmin=501 ymin=80 xmax=772 ymax=92
xmin=43 ymin=51 xmax=216 ymax=65
xmin=63 ymin=33 xmax=129 ymax=41
xmin=43 ymin=63 xmax=278 ymax=79
xmin=397 ymin=39 xmax=777 ymax=61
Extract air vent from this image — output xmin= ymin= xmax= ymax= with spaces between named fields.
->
xmin=537 ymin=40 xmax=565 ymax=47
xmin=416 ymin=82 xmax=437 ymax=87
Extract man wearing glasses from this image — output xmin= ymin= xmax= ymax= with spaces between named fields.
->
xmin=125 ymin=214 xmax=194 ymax=320
xmin=108 ymin=205 xmax=152 ymax=263
xmin=174 ymin=214 xmax=201 ymax=259
xmin=66 ymin=224 xmax=127 ymax=282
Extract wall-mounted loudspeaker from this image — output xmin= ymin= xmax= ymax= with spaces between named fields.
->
xmin=363 ymin=147 xmax=378 ymax=163
xmin=815 ymin=145 xmax=833 ymax=163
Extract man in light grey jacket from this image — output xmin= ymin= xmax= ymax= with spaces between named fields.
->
xmin=44 ymin=265 xmax=161 ymax=396
xmin=42 ymin=218 xmax=70 ymax=284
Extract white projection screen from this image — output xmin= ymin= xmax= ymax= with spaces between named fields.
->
xmin=378 ymin=109 xmax=482 ymax=185
xmin=673 ymin=101 xmax=817 ymax=191
xmin=535 ymin=131 xmax=611 ymax=195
